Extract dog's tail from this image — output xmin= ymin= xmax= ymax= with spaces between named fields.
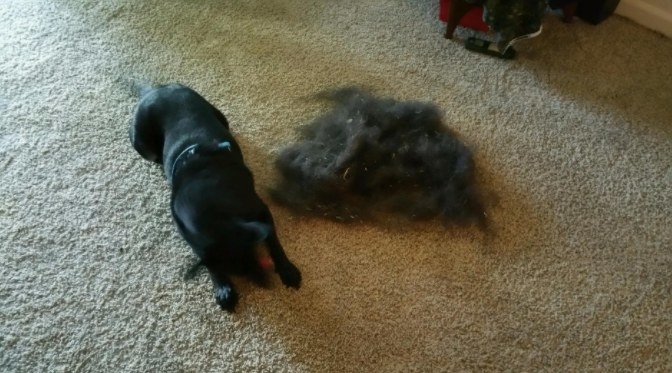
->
xmin=119 ymin=77 xmax=154 ymax=97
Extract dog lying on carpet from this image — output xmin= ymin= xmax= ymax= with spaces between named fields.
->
xmin=129 ymin=82 xmax=301 ymax=311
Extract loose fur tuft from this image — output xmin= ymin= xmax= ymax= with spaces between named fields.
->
xmin=119 ymin=77 xmax=154 ymax=97
xmin=271 ymin=87 xmax=486 ymax=226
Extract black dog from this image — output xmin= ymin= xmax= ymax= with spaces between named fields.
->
xmin=129 ymin=82 xmax=301 ymax=311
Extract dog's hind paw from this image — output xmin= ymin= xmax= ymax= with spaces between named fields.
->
xmin=278 ymin=262 xmax=302 ymax=289
xmin=214 ymin=285 xmax=239 ymax=312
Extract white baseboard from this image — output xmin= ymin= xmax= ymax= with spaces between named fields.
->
xmin=615 ymin=0 xmax=672 ymax=38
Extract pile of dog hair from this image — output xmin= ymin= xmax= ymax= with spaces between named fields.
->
xmin=271 ymin=88 xmax=485 ymax=226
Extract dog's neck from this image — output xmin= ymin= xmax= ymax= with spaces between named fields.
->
xmin=170 ymin=141 xmax=232 ymax=181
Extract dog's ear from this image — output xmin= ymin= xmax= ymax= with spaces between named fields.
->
xmin=237 ymin=220 xmax=271 ymax=244
xmin=210 ymin=105 xmax=230 ymax=129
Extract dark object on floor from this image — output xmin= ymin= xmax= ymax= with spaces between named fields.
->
xmin=271 ymin=88 xmax=486 ymax=226
xmin=464 ymin=24 xmax=542 ymax=59
xmin=129 ymin=82 xmax=301 ymax=312
xmin=465 ymin=37 xmax=516 ymax=59
xmin=577 ymin=0 xmax=621 ymax=25
xmin=441 ymin=0 xmax=545 ymax=58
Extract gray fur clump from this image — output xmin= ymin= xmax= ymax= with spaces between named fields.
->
xmin=271 ymin=88 xmax=485 ymax=225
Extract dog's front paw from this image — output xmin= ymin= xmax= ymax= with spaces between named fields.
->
xmin=214 ymin=285 xmax=239 ymax=312
xmin=277 ymin=262 xmax=302 ymax=289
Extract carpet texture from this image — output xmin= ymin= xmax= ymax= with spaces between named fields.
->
xmin=1 ymin=0 xmax=670 ymax=371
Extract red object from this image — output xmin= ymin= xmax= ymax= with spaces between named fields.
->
xmin=259 ymin=256 xmax=274 ymax=270
xmin=439 ymin=0 xmax=490 ymax=32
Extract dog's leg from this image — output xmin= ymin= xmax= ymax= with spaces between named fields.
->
xmin=173 ymin=212 xmax=239 ymax=311
xmin=266 ymin=231 xmax=302 ymax=288
xmin=260 ymin=214 xmax=301 ymax=288
xmin=207 ymin=267 xmax=238 ymax=312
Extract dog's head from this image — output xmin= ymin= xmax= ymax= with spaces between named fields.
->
xmin=203 ymin=220 xmax=275 ymax=284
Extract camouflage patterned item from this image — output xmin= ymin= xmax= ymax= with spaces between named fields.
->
xmin=483 ymin=0 xmax=546 ymax=50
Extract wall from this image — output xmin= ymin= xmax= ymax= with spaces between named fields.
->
xmin=616 ymin=0 xmax=672 ymax=37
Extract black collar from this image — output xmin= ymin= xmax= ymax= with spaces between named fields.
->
xmin=170 ymin=141 xmax=232 ymax=180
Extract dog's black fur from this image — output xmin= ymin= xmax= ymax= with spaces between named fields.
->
xmin=272 ymin=87 xmax=485 ymax=226
xmin=129 ymin=82 xmax=301 ymax=311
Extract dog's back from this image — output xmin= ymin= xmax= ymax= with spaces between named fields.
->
xmin=171 ymin=153 xmax=267 ymax=247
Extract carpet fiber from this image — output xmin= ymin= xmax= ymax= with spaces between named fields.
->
xmin=1 ymin=0 xmax=670 ymax=371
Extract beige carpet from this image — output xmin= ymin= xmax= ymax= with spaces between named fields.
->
xmin=1 ymin=0 xmax=671 ymax=371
